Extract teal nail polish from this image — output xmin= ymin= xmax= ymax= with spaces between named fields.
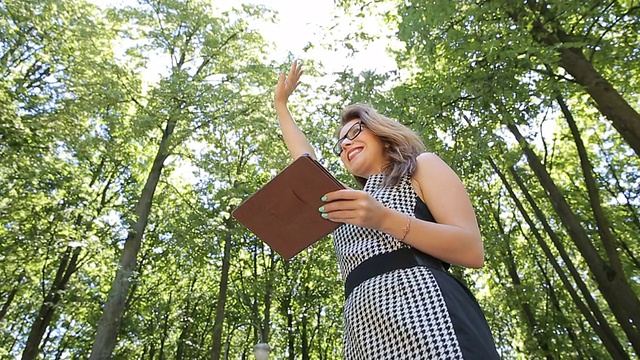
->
xmin=318 ymin=206 xmax=325 ymax=212
xmin=321 ymin=213 xmax=328 ymax=218
xmin=321 ymin=195 xmax=328 ymax=202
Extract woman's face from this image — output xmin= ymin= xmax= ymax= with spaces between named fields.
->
xmin=337 ymin=118 xmax=388 ymax=178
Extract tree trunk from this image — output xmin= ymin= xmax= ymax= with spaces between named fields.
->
xmin=505 ymin=0 xmax=640 ymax=157
xmin=535 ymin=259 xmax=590 ymax=358
xmin=0 ymin=271 xmax=24 ymax=322
xmin=53 ymin=331 xmax=67 ymax=360
xmin=491 ymin=211 xmax=553 ymax=359
xmin=89 ymin=118 xmax=176 ymax=360
xmin=210 ymin=218 xmax=234 ymax=360
xmin=21 ymin=246 xmax=82 ymax=360
xmin=177 ymin=281 xmax=200 ymax=360
xmin=280 ymin=262 xmax=295 ymax=360
xmin=22 ymin=161 xmax=109 ymax=360
xmin=159 ymin=292 xmax=172 ymax=360
xmin=506 ymin=123 xmax=640 ymax=353
xmin=557 ymin=94 xmax=621 ymax=271
xmin=301 ymin=288 xmax=310 ymax=360
xmin=557 ymin=46 xmax=640 ymax=157
xmin=262 ymin=250 xmax=276 ymax=342
xmin=490 ymin=157 xmax=630 ymax=359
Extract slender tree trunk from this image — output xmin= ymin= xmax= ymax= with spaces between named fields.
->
xmin=557 ymin=95 xmax=621 ymax=270
xmin=159 ymin=291 xmax=172 ymax=360
xmin=198 ymin=302 xmax=215 ymax=354
xmin=22 ymin=161 xmax=109 ymax=360
xmin=535 ymin=260 xmax=589 ymax=359
xmin=177 ymin=283 xmax=200 ymax=360
xmin=149 ymin=342 xmax=156 ymax=360
xmin=53 ymin=331 xmax=67 ymax=360
xmin=280 ymin=262 xmax=295 ymax=360
xmin=505 ymin=124 xmax=640 ymax=353
xmin=210 ymin=218 xmax=234 ymax=360
xmin=491 ymin=211 xmax=553 ymax=359
xmin=262 ymin=250 xmax=276 ymax=343
xmin=301 ymin=287 xmax=310 ymax=360
xmin=89 ymin=118 xmax=176 ymax=359
xmin=176 ymin=284 xmax=192 ymax=360
xmin=286 ymin=292 xmax=294 ymax=360
xmin=0 ymin=271 xmax=24 ymax=322
xmin=490 ymin=157 xmax=630 ymax=359
xmin=21 ymin=246 xmax=82 ymax=360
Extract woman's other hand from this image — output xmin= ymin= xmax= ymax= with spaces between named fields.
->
xmin=319 ymin=189 xmax=389 ymax=229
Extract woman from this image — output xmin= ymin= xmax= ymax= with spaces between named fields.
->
xmin=275 ymin=61 xmax=499 ymax=359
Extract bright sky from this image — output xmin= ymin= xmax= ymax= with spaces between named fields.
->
xmin=89 ymin=0 xmax=397 ymax=77
xmin=248 ymin=0 xmax=397 ymax=73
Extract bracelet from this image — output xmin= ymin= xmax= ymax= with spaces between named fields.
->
xmin=399 ymin=215 xmax=411 ymax=242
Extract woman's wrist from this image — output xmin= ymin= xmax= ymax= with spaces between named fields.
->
xmin=274 ymin=101 xmax=289 ymax=111
xmin=378 ymin=208 xmax=410 ymax=241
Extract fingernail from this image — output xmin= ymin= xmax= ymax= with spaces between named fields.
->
xmin=321 ymin=195 xmax=327 ymax=202
xmin=321 ymin=213 xmax=328 ymax=218
xmin=318 ymin=206 xmax=324 ymax=212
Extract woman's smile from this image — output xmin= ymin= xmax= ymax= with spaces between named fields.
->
xmin=346 ymin=147 xmax=364 ymax=161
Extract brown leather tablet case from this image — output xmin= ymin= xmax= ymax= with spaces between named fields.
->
xmin=232 ymin=155 xmax=345 ymax=260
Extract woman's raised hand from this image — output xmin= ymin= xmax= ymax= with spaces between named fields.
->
xmin=275 ymin=60 xmax=303 ymax=106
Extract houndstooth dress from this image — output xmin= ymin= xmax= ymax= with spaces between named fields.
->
xmin=333 ymin=173 xmax=499 ymax=360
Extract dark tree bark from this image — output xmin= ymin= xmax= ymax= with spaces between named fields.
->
xmin=159 ymin=292 xmax=172 ymax=360
xmin=177 ymin=279 xmax=198 ymax=360
xmin=490 ymin=210 xmax=554 ymax=359
xmin=301 ymin=286 xmax=310 ymax=360
xmin=22 ymin=159 xmax=110 ymax=360
xmin=210 ymin=218 xmax=234 ymax=360
xmin=280 ymin=262 xmax=295 ymax=360
xmin=503 ymin=124 xmax=640 ymax=353
xmin=21 ymin=245 xmax=82 ymax=360
xmin=90 ymin=116 xmax=176 ymax=360
xmin=0 ymin=271 xmax=24 ymax=322
xmin=505 ymin=0 xmax=640 ymax=156
xmin=556 ymin=95 xmax=621 ymax=271
xmin=535 ymin=259 xmax=590 ymax=358
xmin=490 ymin=157 xmax=630 ymax=359
xmin=556 ymin=46 xmax=640 ymax=157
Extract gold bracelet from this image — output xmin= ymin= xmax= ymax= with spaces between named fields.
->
xmin=399 ymin=215 xmax=411 ymax=242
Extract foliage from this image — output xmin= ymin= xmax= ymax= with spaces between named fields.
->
xmin=1 ymin=0 xmax=638 ymax=359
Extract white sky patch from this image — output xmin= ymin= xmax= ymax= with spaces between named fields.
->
xmin=89 ymin=0 xmax=397 ymax=77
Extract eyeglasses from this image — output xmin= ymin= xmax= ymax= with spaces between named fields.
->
xmin=334 ymin=121 xmax=364 ymax=156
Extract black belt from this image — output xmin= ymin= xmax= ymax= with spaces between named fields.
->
xmin=344 ymin=247 xmax=448 ymax=299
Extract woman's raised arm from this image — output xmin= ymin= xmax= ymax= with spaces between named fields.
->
xmin=274 ymin=60 xmax=317 ymax=160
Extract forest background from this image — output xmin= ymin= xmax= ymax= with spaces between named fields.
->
xmin=1 ymin=0 xmax=639 ymax=359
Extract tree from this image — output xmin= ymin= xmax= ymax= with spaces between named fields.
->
xmin=85 ymin=0 xmax=279 ymax=358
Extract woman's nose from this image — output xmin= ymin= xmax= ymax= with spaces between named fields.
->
xmin=340 ymin=137 xmax=354 ymax=152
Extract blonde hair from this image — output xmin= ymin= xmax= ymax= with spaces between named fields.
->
xmin=338 ymin=103 xmax=425 ymax=187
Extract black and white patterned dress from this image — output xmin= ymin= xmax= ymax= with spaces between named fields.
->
xmin=333 ymin=173 xmax=499 ymax=359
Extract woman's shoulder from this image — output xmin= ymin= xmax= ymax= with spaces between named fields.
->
xmin=415 ymin=152 xmax=443 ymax=169
xmin=410 ymin=152 xmax=460 ymax=203
xmin=412 ymin=152 xmax=453 ymax=182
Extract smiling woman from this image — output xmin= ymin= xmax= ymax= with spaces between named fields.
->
xmin=335 ymin=104 xmax=426 ymax=188
xmin=273 ymin=60 xmax=500 ymax=359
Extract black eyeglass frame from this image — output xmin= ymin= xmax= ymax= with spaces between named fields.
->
xmin=334 ymin=121 xmax=365 ymax=156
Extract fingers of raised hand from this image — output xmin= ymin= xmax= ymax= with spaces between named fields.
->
xmin=289 ymin=61 xmax=303 ymax=81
